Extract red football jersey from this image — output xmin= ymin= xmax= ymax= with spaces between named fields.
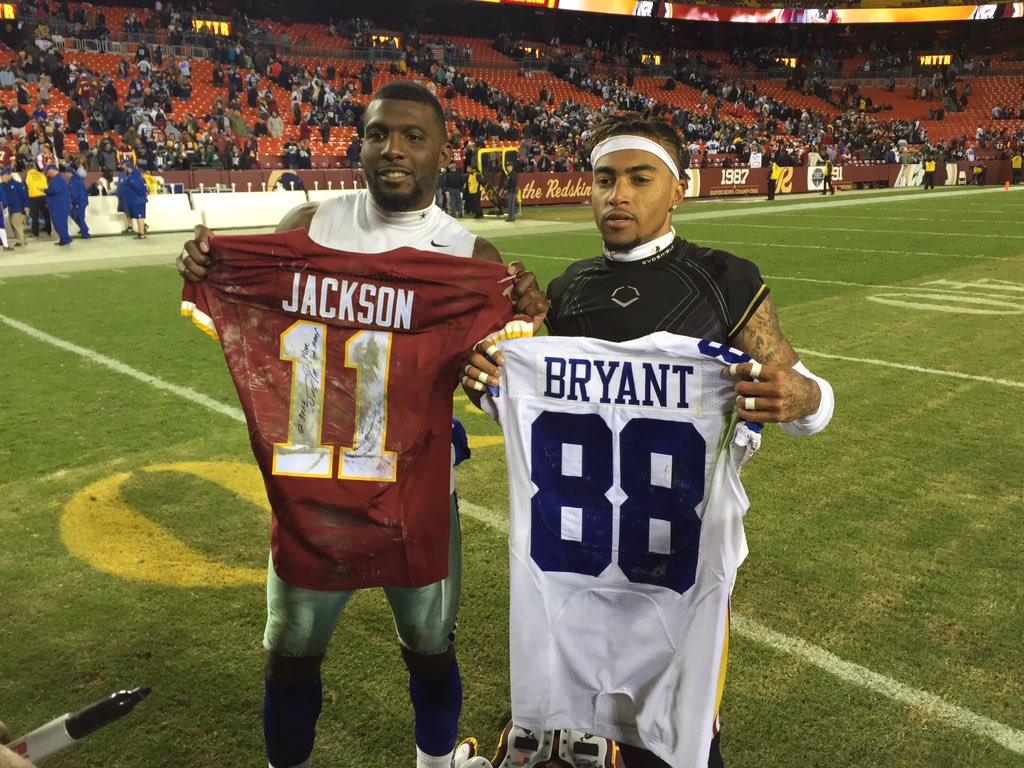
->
xmin=181 ymin=228 xmax=513 ymax=590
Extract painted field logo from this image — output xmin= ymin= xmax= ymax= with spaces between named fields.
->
xmin=867 ymin=279 xmax=1024 ymax=315
xmin=61 ymin=461 xmax=268 ymax=587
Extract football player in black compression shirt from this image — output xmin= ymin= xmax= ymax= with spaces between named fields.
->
xmin=463 ymin=114 xmax=835 ymax=768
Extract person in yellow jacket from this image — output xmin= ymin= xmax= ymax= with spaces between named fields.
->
xmin=923 ymin=155 xmax=937 ymax=190
xmin=1012 ymin=151 xmax=1022 ymax=185
xmin=142 ymin=172 xmax=161 ymax=196
xmin=821 ymin=156 xmax=835 ymax=195
xmin=25 ymin=164 xmax=51 ymax=239
xmin=464 ymin=162 xmax=485 ymax=219
xmin=767 ymin=156 xmax=781 ymax=201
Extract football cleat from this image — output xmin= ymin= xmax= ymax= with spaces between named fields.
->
xmin=492 ymin=721 xmax=557 ymax=768
xmin=453 ymin=737 xmax=481 ymax=768
xmin=557 ymin=731 xmax=624 ymax=768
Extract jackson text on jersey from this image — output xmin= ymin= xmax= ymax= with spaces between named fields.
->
xmin=280 ymin=272 xmax=414 ymax=330
xmin=541 ymin=354 xmax=703 ymax=411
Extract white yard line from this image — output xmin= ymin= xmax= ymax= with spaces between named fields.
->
xmin=762 ymin=275 xmax=1022 ymax=295
xmin=691 ymin=220 xmax=1024 ymax=240
xmin=0 ymin=313 xmax=246 ymax=423
xmin=794 ymin=347 xmax=1024 ymax=389
xmin=709 ymin=240 xmax=1017 ymax=262
xmin=730 ymin=615 xmax=1024 ymax=756
xmin=4 ymin=309 xmax=1024 ymax=754
xmin=829 ymin=213 xmax=1021 ymax=224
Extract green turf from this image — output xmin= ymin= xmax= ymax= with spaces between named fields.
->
xmin=1 ymin=188 xmax=1022 ymax=767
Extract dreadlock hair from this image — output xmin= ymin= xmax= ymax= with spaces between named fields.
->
xmin=587 ymin=114 xmax=689 ymax=180
xmin=369 ymin=80 xmax=447 ymax=139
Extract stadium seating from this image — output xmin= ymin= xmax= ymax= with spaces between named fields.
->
xmin=12 ymin=2 xmax=1023 ymax=168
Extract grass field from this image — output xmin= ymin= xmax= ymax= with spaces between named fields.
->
xmin=1 ymin=186 xmax=1022 ymax=768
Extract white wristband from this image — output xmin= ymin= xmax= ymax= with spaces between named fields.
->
xmin=780 ymin=360 xmax=834 ymax=437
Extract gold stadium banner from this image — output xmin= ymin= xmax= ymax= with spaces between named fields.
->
xmin=520 ymin=174 xmax=592 ymax=203
xmin=192 ymin=19 xmax=232 ymax=35
xmin=479 ymin=0 xmax=1024 ymax=23
xmin=0 ymin=3 xmax=17 ymax=19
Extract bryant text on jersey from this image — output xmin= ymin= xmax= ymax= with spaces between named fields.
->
xmin=281 ymin=273 xmax=414 ymax=330
xmin=543 ymin=356 xmax=697 ymax=409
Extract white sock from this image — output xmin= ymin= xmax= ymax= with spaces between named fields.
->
xmin=269 ymin=758 xmax=311 ymax=768
xmin=416 ymin=747 xmax=455 ymax=768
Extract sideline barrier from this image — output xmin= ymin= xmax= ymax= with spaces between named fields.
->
xmin=191 ymin=191 xmax=309 ymax=229
xmin=68 ymin=162 xmax=1015 ymax=235
xmin=81 ymin=194 xmax=203 ymax=236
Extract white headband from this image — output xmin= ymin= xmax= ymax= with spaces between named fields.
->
xmin=590 ymin=135 xmax=681 ymax=180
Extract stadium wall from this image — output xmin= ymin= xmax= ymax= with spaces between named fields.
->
xmin=72 ymin=162 xmax=1012 ymax=234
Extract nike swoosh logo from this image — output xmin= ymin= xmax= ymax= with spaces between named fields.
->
xmin=430 ymin=240 xmax=450 ymax=248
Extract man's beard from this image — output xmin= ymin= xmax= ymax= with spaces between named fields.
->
xmin=366 ymin=174 xmax=426 ymax=212
xmin=603 ymin=236 xmax=641 ymax=253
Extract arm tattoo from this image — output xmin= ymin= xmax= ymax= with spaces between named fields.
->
xmin=736 ymin=296 xmax=822 ymax=418
xmin=734 ymin=295 xmax=799 ymax=365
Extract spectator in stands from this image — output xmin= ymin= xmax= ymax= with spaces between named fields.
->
xmin=229 ymin=109 xmax=251 ymax=139
xmin=296 ymin=140 xmax=312 ymax=169
xmin=37 ymin=77 xmax=50 ymax=107
xmin=7 ymin=103 xmax=30 ymax=137
xmin=66 ymin=103 xmax=85 ymax=134
xmin=346 ymin=135 xmax=361 ymax=169
xmin=96 ymin=138 xmax=117 ymax=173
xmin=198 ymin=142 xmax=221 ymax=170
xmin=268 ymin=111 xmax=284 ymax=139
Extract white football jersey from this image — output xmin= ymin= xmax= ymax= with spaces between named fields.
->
xmin=493 ymin=332 xmax=760 ymax=768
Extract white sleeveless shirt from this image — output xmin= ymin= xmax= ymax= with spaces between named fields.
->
xmin=308 ymin=190 xmax=479 ymax=494
xmin=308 ymin=190 xmax=477 ymax=258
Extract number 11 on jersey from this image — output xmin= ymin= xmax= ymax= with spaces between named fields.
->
xmin=272 ymin=320 xmax=397 ymax=482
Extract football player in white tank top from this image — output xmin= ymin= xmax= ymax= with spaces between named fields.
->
xmin=177 ymin=82 xmax=548 ymax=768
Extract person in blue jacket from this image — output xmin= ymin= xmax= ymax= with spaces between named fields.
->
xmin=67 ymin=169 xmax=91 ymax=239
xmin=1 ymin=167 xmax=29 ymax=246
xmin=43 ymin=164 xmax=72 ymax=246
xmin=118 ymin=159 xmax=148 ymax=239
